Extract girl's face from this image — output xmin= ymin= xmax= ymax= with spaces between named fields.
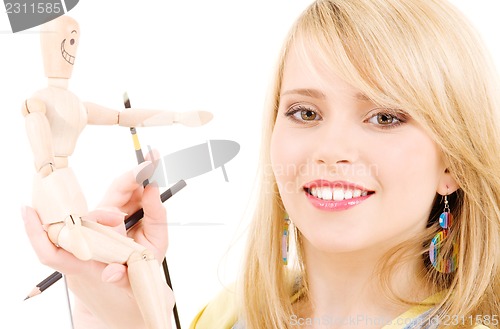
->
xmin=270 ymin=48 xmax=449 ymax=254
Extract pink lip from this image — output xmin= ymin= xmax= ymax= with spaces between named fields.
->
xmin=303 ymin=180 xmax=374 ymax=212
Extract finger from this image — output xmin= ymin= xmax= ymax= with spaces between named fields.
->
xmin=97 ymin=162 xmax=152 ymax=210
xmin=101 ymin=263 xmax=125 ymax=283
xmin=101 ymin=263 xmax=133 ymax=297
xmin=134 ymin=184 xmax=168 ymax=258
xmin=142 ymin=184 xmax=168 ymax=239
xmin=21 ymin=206 xmax=90 ymax=275
xmin=84 ymin=207 xmax=127 ymax=235
xmin=135 ymin=161 xmax=155 ymax=185
xmin=85 ymin=207 xmax=127 ymax=225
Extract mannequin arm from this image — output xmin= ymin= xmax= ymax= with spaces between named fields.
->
xmin=84 ymin=101 xmax=120 ymax=125
xmin=22 ymin=98 xmax=55 ymax=177
xmin=84 ymin=101 xmax=212 ymax=127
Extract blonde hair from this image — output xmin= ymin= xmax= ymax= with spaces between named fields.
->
xmin=240 ymin=0 xmax=500 ymax=328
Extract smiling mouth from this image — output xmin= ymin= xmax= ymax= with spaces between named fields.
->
xmin=60 ymin=39 xmax=75 ymax=65
xmin=304 ymin=186 xmax=375 ymax=202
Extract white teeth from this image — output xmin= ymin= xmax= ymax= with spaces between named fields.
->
xmin=344 ymin=190 xmax=353 ymax=200
xmin=333 ymin=188 xmax=344 ymax=201
xmin=322 ymin=187 xmax=333 ymax=201
xmin=308 ymin=187 xmax=369 ymax=201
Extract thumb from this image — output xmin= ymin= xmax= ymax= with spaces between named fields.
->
xmin=140 ymin=183 xmax=168 ymax=251
xmin=21 ymin=206 xmax=91 ymax=275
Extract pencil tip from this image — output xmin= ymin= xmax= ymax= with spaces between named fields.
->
xmin=24 ymin=296 xmax=29 ymax=301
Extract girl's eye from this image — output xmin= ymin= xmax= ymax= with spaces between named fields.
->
xmin=285 ymin=105 xmax=322 ymax=123
xmin=366 ymin=110 xmax=407 ymax=128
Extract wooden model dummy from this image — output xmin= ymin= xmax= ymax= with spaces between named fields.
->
xmin=22 ymin=15 xmax=212 ymax=329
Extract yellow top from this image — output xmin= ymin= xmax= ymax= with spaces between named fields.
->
xmin=189 ymin=285 xmax=238 ymax=329
xmin=189 ymin=288 xmax=489 ymax=329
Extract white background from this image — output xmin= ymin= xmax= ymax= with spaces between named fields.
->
xmin=0 ymin=1 xmax=498 ymax=328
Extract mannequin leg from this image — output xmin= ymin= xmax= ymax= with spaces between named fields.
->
xmin=50 ymin=218 xmax=173 ymax=329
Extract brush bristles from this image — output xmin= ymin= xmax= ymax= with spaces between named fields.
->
xmin=123 ymin=92 xmax=131 ymax=108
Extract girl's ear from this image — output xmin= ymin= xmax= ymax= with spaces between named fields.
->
xmin=437 ymin=168 xmax=459 ymax=195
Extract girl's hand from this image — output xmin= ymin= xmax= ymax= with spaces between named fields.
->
xmin=22 ymin=162 xmax=170 ymax=329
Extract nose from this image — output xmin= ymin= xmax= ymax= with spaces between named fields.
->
xmin=312 ymin=118 xmax=359 ymax=168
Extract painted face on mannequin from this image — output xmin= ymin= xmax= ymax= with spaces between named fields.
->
xmin=270 ymin=46 xmax=448 ymax=254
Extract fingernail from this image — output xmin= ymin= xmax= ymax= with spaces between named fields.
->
xmin=105 ymin=272 xmax=123 ymax=283
xmin=133 ymin=161 xmax=154 ymax=184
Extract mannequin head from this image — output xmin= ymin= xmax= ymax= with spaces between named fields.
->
xmin=40 ymin=15 xmax=80 ymax=79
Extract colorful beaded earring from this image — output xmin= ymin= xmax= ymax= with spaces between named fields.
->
xmin=282 ymin=214 xmax=290 ymax=265
xmin=429 ymin=192 xmax=458 ymax=273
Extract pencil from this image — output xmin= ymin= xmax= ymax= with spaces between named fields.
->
xmin=24 ymin=271 xmax=63 ymax=300
xmin=24 ymin=181 xmax=186 ymax=300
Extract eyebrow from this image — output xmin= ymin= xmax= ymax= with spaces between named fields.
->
xmin=280 ymin=88 xmax=326 ymax=99
xmin=71 ymin=30 xmax=77 ymax=34
xmin=280 ymin=88 xmax=372 ymax=102
xmin=355 ymin=93 xmax=371 ymax=101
